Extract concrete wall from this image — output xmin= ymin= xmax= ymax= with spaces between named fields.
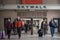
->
xmin=46 ymin=0 xmax=58 ymax=4
xmin=47 ymin=10 xmax=60 ymax=23
xmin=0 ymin=10 xmax=17 ymax=30
xmin=58 ymin=0 xmax=60 ymax=4
xmin=2 ymin=0 xmax=17 ymax=4
xmin=0 ymin=0 xmax=1 ymax=4
xmin=17 ymin=11 xmax=46 ymax=18
xmin=0 ymin=11 xmax=3 ymax=30
xmin=0 ymin=0 xmax=22 ymax=4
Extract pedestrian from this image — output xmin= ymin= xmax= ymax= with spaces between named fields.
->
xmin=12 ymin=19 xmax=17 ymax=35
xmin=16 ymin=17 xmax=23 ymax=39
xmin=49 ymin=18 xmax=57 ymax=37
xmin=41 ymin=18 xmax=48 ymax=35
xmin=6 ymin=19 xmax=12 ymax=39
xmin=24 ymin=23 xmax=28 ymax=33
xmin=21 ymin=21 xmax=25 ymax=31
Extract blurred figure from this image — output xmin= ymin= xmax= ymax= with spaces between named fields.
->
xmin=6 ymin=19 xmax=12 ymax=39
xmin=21 ymin=21 xmax=25 ymax=31
xmin=49 ymin=18 xmax=57 ymax=37
xmin=22 ymin=21 xmax=25 ymax=26
xmin=41 ymin=18 xmax=48 ymax=35
xmin=24 ymin=23 xmax=28 ymax=33
xmin=16 ymin=17 xmax=23 ymax=39
xmin=12 ymin=19 xmax=17 ymax=35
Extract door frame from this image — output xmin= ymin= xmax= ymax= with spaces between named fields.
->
xmin=4 ymin=18 xmax=11 ymax=35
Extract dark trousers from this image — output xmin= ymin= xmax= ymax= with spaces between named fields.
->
xmin=7 ymin=29 xmax=11 ymax=39
xmin=43 ymin=29 xmax=47 ymax=35
xmin=17 ymin=28 xmax=21 ymax=38
xmin=13 ymin=27 xmax=17 ymax=35
xmin=25 ymin=27 xmax=28 ymax=33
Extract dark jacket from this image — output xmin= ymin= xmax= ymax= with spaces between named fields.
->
xmin=6 ymin=21 xmax=12 ymax=30
xmin=41 ymin=21 xmax=47 ymax=30
xmin=49 ymin=20 xmax=57 ymax=28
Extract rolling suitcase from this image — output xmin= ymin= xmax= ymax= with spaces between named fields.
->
xmin=38 ymin=29 xmax=43 ymax=37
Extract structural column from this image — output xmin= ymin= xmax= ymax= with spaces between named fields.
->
xmin=31 ymin=18 xmax=33 ymax=35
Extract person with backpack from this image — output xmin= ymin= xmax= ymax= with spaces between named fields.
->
xmin=49 ymin=18 xmax=57 ymax=37
xmin=16 ymin=17 xmax=23 ymax=39
xmin=41 ymin=19 xmax=48 ymax=36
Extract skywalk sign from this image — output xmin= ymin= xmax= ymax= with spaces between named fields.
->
xmin=17 ymin=5 xmax=46 ymax=9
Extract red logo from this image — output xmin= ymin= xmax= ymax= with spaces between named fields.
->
xmin=22 ymin=0 xmax=42 ymax=4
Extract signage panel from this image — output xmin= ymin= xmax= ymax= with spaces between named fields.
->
xmin=22 ymin=0 xmax=42 ymax=4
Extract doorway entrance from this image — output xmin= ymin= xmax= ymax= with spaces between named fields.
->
xmin=53 ymin=18 xmax=60 ymax=33
xmin=22 ymin=18 xmax=43 ymax=34
xmin=4 ymin=18 xmax=11 ymax=35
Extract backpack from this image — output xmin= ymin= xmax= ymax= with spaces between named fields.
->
xmin=41 ymin=21 xmax=47 ymax=29
xmin=17 ymin=20 xmax=22 ymax=28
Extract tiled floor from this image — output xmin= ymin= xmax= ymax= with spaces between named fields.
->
xmin=0 ymin=33 xmax=60 ymax=40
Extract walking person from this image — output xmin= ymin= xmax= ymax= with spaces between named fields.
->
xmin=16 ymin=17 xmax=23 ymax=39
xmin=41 ymin=18 xmax=48 ymax=36
xmin=24 ymin=23 xmax=28 ymax=33
xmin=6 ymin=19 xmax=12 ymax=39
xmin=12 ymin=19 xmax=17 ymax=35
xmin=49 ymin=18 xmax=57 ymax=37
